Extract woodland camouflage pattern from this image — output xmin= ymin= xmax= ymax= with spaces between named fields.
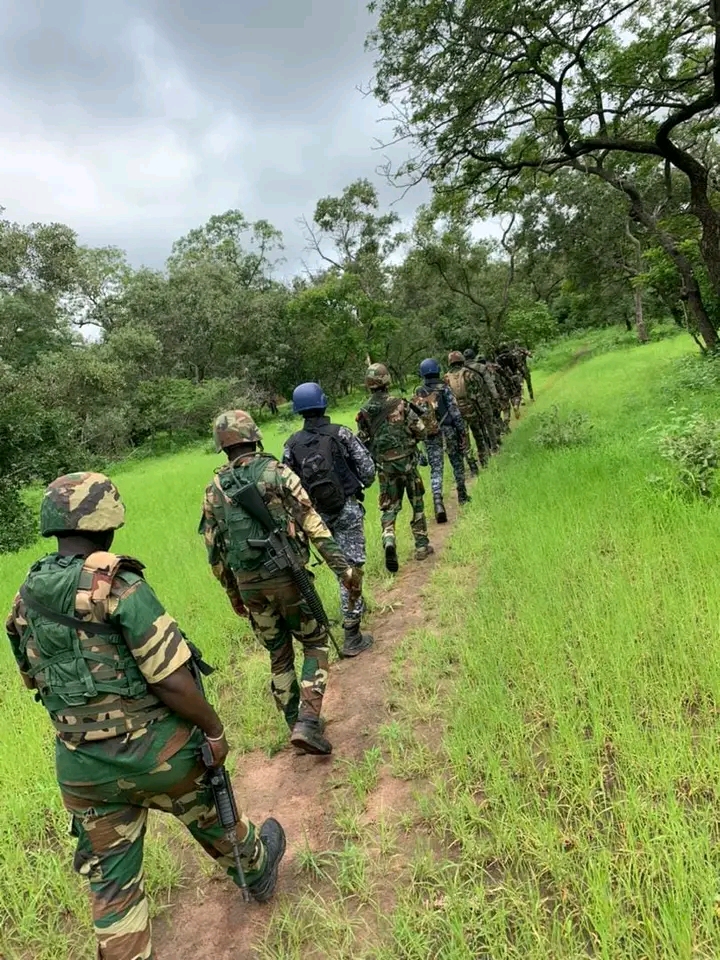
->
xmin=357 ymin=391 xmax=429 ymax=550
xmin=364 ymin=362 xmax=391 ymax=389
xmin=201 ymin=452 xmax=350 ymax=726
xmin=212 ymin=409 xmax=263 ymax=452
xmin=6 ymin=546 xmax=263 ymax=960
xmin=446 ymin=362 xmax=498 ymax=462
xmin=40 ymin=472 xmax=126 ymax=537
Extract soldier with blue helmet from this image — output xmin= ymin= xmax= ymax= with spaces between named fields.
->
xmin=284 ymin=382 xmax=376 ymax=657
xmin=414 ymin=358 xmax=472 ymax=522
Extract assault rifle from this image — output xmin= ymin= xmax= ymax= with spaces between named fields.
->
xmin=187 ymin=641 xmax=250 ymax=902
xmin=235 ymin=483 xmax=345 ymax=659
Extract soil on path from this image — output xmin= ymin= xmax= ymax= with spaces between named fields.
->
xmin=155 ymin=498 xmax=461 ymax=960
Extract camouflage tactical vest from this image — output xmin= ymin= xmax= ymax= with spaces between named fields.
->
xmin=445 ymin=368 xmax=472 ymax=415
xmin=361 ymin=394 xmax=416 ymax=462
xmin=413 ymin=382 xmax=450 ymax=436
xmin=19 ymin=553 xmax=169 ymax=740
xmin=212 ymin=455 xmax=303 ymax=574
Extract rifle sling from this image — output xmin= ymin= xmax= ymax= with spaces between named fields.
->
xmin=19 ymin=586 xmax=118 ymax=636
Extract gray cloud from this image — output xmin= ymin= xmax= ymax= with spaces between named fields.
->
xmin=0 ymin=0 xmax=426 ymax=275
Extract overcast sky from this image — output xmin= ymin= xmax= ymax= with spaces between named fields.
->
xmin=0 ymin=0 xmax=428 ymax=276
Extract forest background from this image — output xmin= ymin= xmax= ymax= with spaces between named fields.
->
xmin=2 ymin=0 xmax=719 ymax=553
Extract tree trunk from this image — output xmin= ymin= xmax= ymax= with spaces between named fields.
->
xmin=633 ymin=285 xmax=649 ymax=343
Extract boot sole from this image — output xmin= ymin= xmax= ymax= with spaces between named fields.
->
xmin=384 ymin=545 xmax=399 ymax=573
xmin=290 ymin=731 xmax=333 ymax=755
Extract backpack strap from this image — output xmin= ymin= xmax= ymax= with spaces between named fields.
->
xmin=368 ymin=397 xmax=402 ymax=438
xmin=19 ymin=586 xmax=118 ymax=636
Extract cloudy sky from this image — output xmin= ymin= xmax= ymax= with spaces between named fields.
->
xmin=0 ymin=0 xmax=427 ymax=276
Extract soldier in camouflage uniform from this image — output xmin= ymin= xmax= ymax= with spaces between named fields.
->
xmin=414 ymin=358 xmax=472 ymax=523
xmin=201 ymin=410 xmax=361 ymax=757
xmin=496 ymin=344 xmax=524 ymax=418
xmin=5 ymin=472 xmax=286 ymax=960
xmin=283 ymin=382 xmax=376 ymax=658
xmin=446 ymin=350 xmax=498 ymax=465
xmin=463 ymin=348 xmax=501 ymax=452
xmin=356 ymin=363 xmax=432 ymax=573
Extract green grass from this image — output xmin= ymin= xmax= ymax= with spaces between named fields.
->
xmin=258 ymin=331 xmax=720 ymax=959
xmin=4 ymin=330 xmax=720 ymax=958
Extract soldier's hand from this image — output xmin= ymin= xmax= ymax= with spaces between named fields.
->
xmin=206 ymin=730 xmax=230 ymax=767
xmin=341 ymin=566 xmax=363 ymax=606
xmin=418 ymin=451 xmax=429 ymax=467
xmin=229 ymin=593 xmax=249 ymax=619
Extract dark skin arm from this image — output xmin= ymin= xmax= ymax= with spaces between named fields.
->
xmin=149 ymin=664 xmax=229 ymax=765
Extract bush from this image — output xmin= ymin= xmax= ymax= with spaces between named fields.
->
xmin=656 ymin=412 xmax=720 ymax=498
xmin=532 ymin=406 xmax=593 ymax=449
xmin=0 ymin=482 xmax=37 ymax=553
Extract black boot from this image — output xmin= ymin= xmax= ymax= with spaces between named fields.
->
xmin=342 ymin=623 xmax=373 ymax=657
xmin=247 ymin=818 xmax=287 ymax=902
xmin=290 ymin=716 xmax=333 ymax=755
xmin=433 ymin=493 xmax=447 ymax=524
xmin=384 ymin=542 xmax=399 ymax=573
xmin=458 ymin=483 xmax=472 ymax=505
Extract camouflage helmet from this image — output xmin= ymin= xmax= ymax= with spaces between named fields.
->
xmin=365 ymin=363 xmax=391 ymax=389
xmin=448 ymin=351 xmax=464 ymax=366
xmin=40 ymin=472 xmax=125 ymax=538
xmin=213 ymin=409 xmax=263 ymax=452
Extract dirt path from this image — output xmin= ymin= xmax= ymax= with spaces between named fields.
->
xmin=155 ymin=498 xmax=461 ymax=959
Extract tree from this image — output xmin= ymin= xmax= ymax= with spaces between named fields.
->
xmin=369 ymin=0 xmax=720 ymax=346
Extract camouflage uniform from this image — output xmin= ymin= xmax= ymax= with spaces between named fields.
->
xmin=356 ymin=368 xmax=430 ymax=559
xmin=283 ymin=416 xmax=375 ymax=630
xmin=5 ymin=473 xmax=265 ymax=960
xmin=446 ymin=358 xmax=498 ymax=464
xmin=486 ymin=361 xmax=512 ymax=433
xmin=413 ymin=378 xmax=470 ymax=496
xmin=201 ymin=421 xmax=351 ymax=733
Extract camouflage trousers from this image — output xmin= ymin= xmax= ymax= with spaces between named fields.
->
xmin=323 ymin=498 xmax=367 ymax=629
xmin=425 ymin=429 xmax=466 ymax=498
xmin=238 ymin=572 xmax=329 ymax=727
xmin=58 ymin=722 xmax=263 ymax=960
xmin=464 ymin=408 xmax=496 ymax=463
xmin=377 ymin=459 xmax=429 ymax=550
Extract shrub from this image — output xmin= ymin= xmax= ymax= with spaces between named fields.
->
xmin=532 ymin=406 xmax=592 ymax=449
xmin=657 ymin=412 xmax=720 ymax=498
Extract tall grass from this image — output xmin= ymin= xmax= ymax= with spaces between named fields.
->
xmin=260 ymin=333 xmax=720 ymax=959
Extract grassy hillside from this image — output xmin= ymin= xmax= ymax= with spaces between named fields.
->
xmin=4 ymin=329 xmax=720 ymax=958
xmin=259 ymin=332 xmax=720 ymax=959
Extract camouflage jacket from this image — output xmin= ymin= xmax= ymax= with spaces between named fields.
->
xmin=463 ymin=361 xmax=499 ymax=402
xmin=413 ymin=379 xmax=465 ymax=436
xmin=200 ymin=453 xmax=350 ymax=598
xmin=5 ymin=551 xmax=192 ymax=746
xmin=356 ymin=391 xmax=425 ymax=465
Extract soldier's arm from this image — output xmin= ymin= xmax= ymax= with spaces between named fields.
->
xmin=355 ymin=410 xmax=371 ymax=447
xmin=405 ymin=401 xmax=426 ymax=442
xmin=199 ymin=483 xmax=247 ymax=617
xmin=338 ymin=425 xmax=375 ymax=487
xmin=275 ymin=463 xmax=352 ymax=578
xmin=5 ymin=600 xmax=36 ymax=690
xmin=445 ymin=387 xmax=465 ymax=430
xmin=281 ymin=441 xmax=295 ymax=470
xmin=109 ymin=573 xmax=225 ymax=741
xmin=482 ymin=369 xmax=499 ymax=399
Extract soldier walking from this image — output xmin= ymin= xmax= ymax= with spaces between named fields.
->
xmin=414 ymin=358 xmax=472 ymax=523
xmin=356 ymin=363 xmax=432 ymax=573
xmin=283 ymin=382 xmax=375 ymax=658
xmin=446 ymin=350 xmax=497 ymax=464
xmin=200 ymin=411 xmax=361 ymax=756
xmin=5 ymin=472 xmax=286 ymax=960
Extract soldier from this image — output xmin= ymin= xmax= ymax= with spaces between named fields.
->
xmin=356 ymin=363 xmax=432 ymax=573
xmin=200 ymin=410 xmax=361 ymax=757
xmin=414 ymin=358 xmax=472 ymax=523
xmin=458 ymin=349 xmax=500 ymax=455
xmin=5 ymin=472 xmax=286 ymax=960
xmin=283 ymin=382 xmax=375 ymax=658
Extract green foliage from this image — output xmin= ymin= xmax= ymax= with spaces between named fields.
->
xmin=656 ymin=412 xmax=720 ymax=499
xmin=531 ymin=405 xmax=592 ymax=449
xmin=505 ymin=301 xmax=557 ymax=348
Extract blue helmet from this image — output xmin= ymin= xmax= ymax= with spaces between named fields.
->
xmin=419 ymin=358 xmax=441 ymax=378
xmin=292 ymin=382 xmax=328 ymax=414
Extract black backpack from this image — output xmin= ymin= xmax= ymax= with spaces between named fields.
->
xmin=289 ymin=427 xmax=357 ymax=518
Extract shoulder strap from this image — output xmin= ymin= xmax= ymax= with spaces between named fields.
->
xmin=19 ymin=585 xmax=118 ymax=636
xmin=368 ymin=397 xmax=401 ymax=437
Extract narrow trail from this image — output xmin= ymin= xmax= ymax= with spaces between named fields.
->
xmin=155 ymin=497 xmax=462 ymax=959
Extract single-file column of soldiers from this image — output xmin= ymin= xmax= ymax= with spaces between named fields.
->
xmin=5 ymin=345 xmax=530 ymax=960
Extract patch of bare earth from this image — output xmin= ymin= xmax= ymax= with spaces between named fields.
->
xmin=155 ymin=499 xmax=463 ymax=960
